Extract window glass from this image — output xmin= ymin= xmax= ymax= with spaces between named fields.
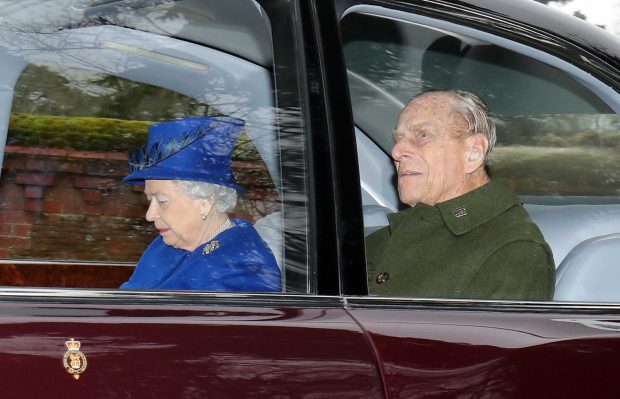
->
xmin=0 ymin=0 xmax=309 ymax=293
xmin=342 ymin=12 xmax=620 ymax=204
xmin=343 ymin=9 xmax=620 ymax=303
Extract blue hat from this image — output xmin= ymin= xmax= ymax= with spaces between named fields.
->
xmin=124 ymin=116 xmax=244 ymax=191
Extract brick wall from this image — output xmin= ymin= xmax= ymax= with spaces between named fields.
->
xmin=0 ymin=146 xmax=279 ymax=262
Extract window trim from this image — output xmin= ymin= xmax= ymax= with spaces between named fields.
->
xmin=343 ymin=4 xmax=620 ymax=307
xmin=0 ymin=286 xmax=344 ymax=307
xmin=345 ymin=296 xmax=620 ymax=313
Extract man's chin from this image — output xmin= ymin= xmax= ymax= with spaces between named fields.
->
xmin=397 ymin=185 xmax=421 ymax=203
xmin=398 ymin=193 xmax=423 ymax=207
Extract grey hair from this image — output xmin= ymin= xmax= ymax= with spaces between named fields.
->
xmin=172 ymin=180 xmax=237 ymax=212
xmin=413 ymin=90 xmax=497 ymax=159
xmin=450 ymin=90 xmax=497 ymax=157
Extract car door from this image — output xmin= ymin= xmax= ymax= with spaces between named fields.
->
xmin=337 ymin=1 xmax=620 ymax=397
xmin=0 ymin=292 xmax=384 ymax=398
xmin=0 ymin=1 xmax=383 ymax=397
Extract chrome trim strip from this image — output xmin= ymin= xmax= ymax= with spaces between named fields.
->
xmin=344 ymin=296 xmax=620 ymax=314
xmin=0 ymin=260 xmax=134 ymax=267
xmin=0 ymin=288 xmax=345 ymax=308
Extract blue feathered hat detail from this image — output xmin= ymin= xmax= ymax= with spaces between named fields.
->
xmin=124 ymin=116 xmax=244 ymax=191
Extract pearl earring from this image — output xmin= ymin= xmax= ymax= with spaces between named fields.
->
xmin=201 ymin=213 xmax=207 ymax=221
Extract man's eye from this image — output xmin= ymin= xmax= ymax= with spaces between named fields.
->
xmin=416 ymin=131 xmax=432 ymax=142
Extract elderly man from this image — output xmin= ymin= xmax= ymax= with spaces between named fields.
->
xmin=366 ymin=90 xmax=555 ymax=300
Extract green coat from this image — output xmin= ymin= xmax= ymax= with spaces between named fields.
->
xmin=366 ymin=179 xmax=555 ymax=300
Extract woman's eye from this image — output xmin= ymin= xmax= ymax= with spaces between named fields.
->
xmin=147 ymin=196 xmax=168 ymax=207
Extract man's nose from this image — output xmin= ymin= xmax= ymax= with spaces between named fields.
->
xmin=392 ymin=140 xmax=410 ymax=162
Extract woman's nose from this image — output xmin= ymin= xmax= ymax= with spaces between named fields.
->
xmin=145 ymin=201 xmax=158 ymax=222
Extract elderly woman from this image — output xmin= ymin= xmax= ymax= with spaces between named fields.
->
xmin=120 ymin=116 xmax=281 ymax=292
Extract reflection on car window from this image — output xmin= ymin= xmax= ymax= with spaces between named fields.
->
xmin=342 ymin=11 xmax=620 ymax=201
xmin=0 ymin=0 xmax=309 ymax=293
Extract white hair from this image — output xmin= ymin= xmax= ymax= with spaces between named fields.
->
xmin=172 ymin=180 xmax=237 ymax=212
xmin=413 ymin=90 xmax=497 ymax=160
xmin=450 ymin=90 xmax=497 ymax=157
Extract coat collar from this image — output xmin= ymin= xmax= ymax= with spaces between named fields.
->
xmin=435 ymin=178 xmax=522 ymax=236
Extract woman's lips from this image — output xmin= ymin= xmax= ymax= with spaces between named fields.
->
xmin=158 ymin=228 xmax=170 ymax=234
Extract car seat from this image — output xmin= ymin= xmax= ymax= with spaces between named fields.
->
xmin=554 ymin=233 xmax=620 ymax=302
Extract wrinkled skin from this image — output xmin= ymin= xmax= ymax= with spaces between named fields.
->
xmin=391 ymin=92 xmax=489 ymax=207
xmin=144 ymin=180 xmax=226 ymax=251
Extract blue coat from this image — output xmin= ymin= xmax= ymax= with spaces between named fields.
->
xmin=120 ymin=219 xmax=281 ymax=292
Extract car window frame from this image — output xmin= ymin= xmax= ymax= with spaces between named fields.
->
xmin=339 ymin=2 xmax=620 ymax=307
xmin=0 ymin=0 xmax=324 ymax=299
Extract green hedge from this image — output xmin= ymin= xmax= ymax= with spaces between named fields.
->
xmin=9 ymin=114 xmax=150 ymax=152
xmin=8 ymin=113 xmax=260 ymax=161
xmin=491 ymin=146 xmax=620 ymax=196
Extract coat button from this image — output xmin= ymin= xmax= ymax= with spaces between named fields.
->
xmin=375 ymin=272 xmax=390 ymax=284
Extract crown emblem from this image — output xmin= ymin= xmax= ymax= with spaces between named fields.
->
xmin=63 ymin=338 xmax=88 ymax=380
xmin=65 ymin=338 xmax=81 ymax=351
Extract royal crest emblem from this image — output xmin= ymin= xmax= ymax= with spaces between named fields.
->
xmin=63 ymin=338 xmax=88 ymax=380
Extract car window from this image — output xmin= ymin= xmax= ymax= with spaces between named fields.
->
xmin=342 ymin=10 xmax=619 ymax=201
xmin=342 ymin=6 xmax=620 ymax=302
xmin=0 ymin=0 xmax=310 ymax=293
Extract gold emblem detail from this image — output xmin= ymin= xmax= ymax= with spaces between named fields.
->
xmin=202 ymin=240 xmax=220 ymax=255
xmin=63 ymin=338 xmax=87 ymax=380
xmin=375 ymin=272 xmax=390 ymax=284
xmin=453 ymin=206 xmax=468 ymax=218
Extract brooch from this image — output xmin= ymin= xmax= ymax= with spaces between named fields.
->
xmin=453 ymin=206 xmax=468 ymax=218
xmin=202 ymin=240 xmax=220 ymax=255
xmin=375 ymin=272 xmax=390 ymax=284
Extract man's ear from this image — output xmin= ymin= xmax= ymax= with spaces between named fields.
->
xmin=464 ymin=133 xmax=489 ymax=174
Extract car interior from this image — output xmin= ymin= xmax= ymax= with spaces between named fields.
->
xmin=0 ymin=0 xmax=293 ymax=290
xmin=346 ymin=7 xmax=620 ymax=302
